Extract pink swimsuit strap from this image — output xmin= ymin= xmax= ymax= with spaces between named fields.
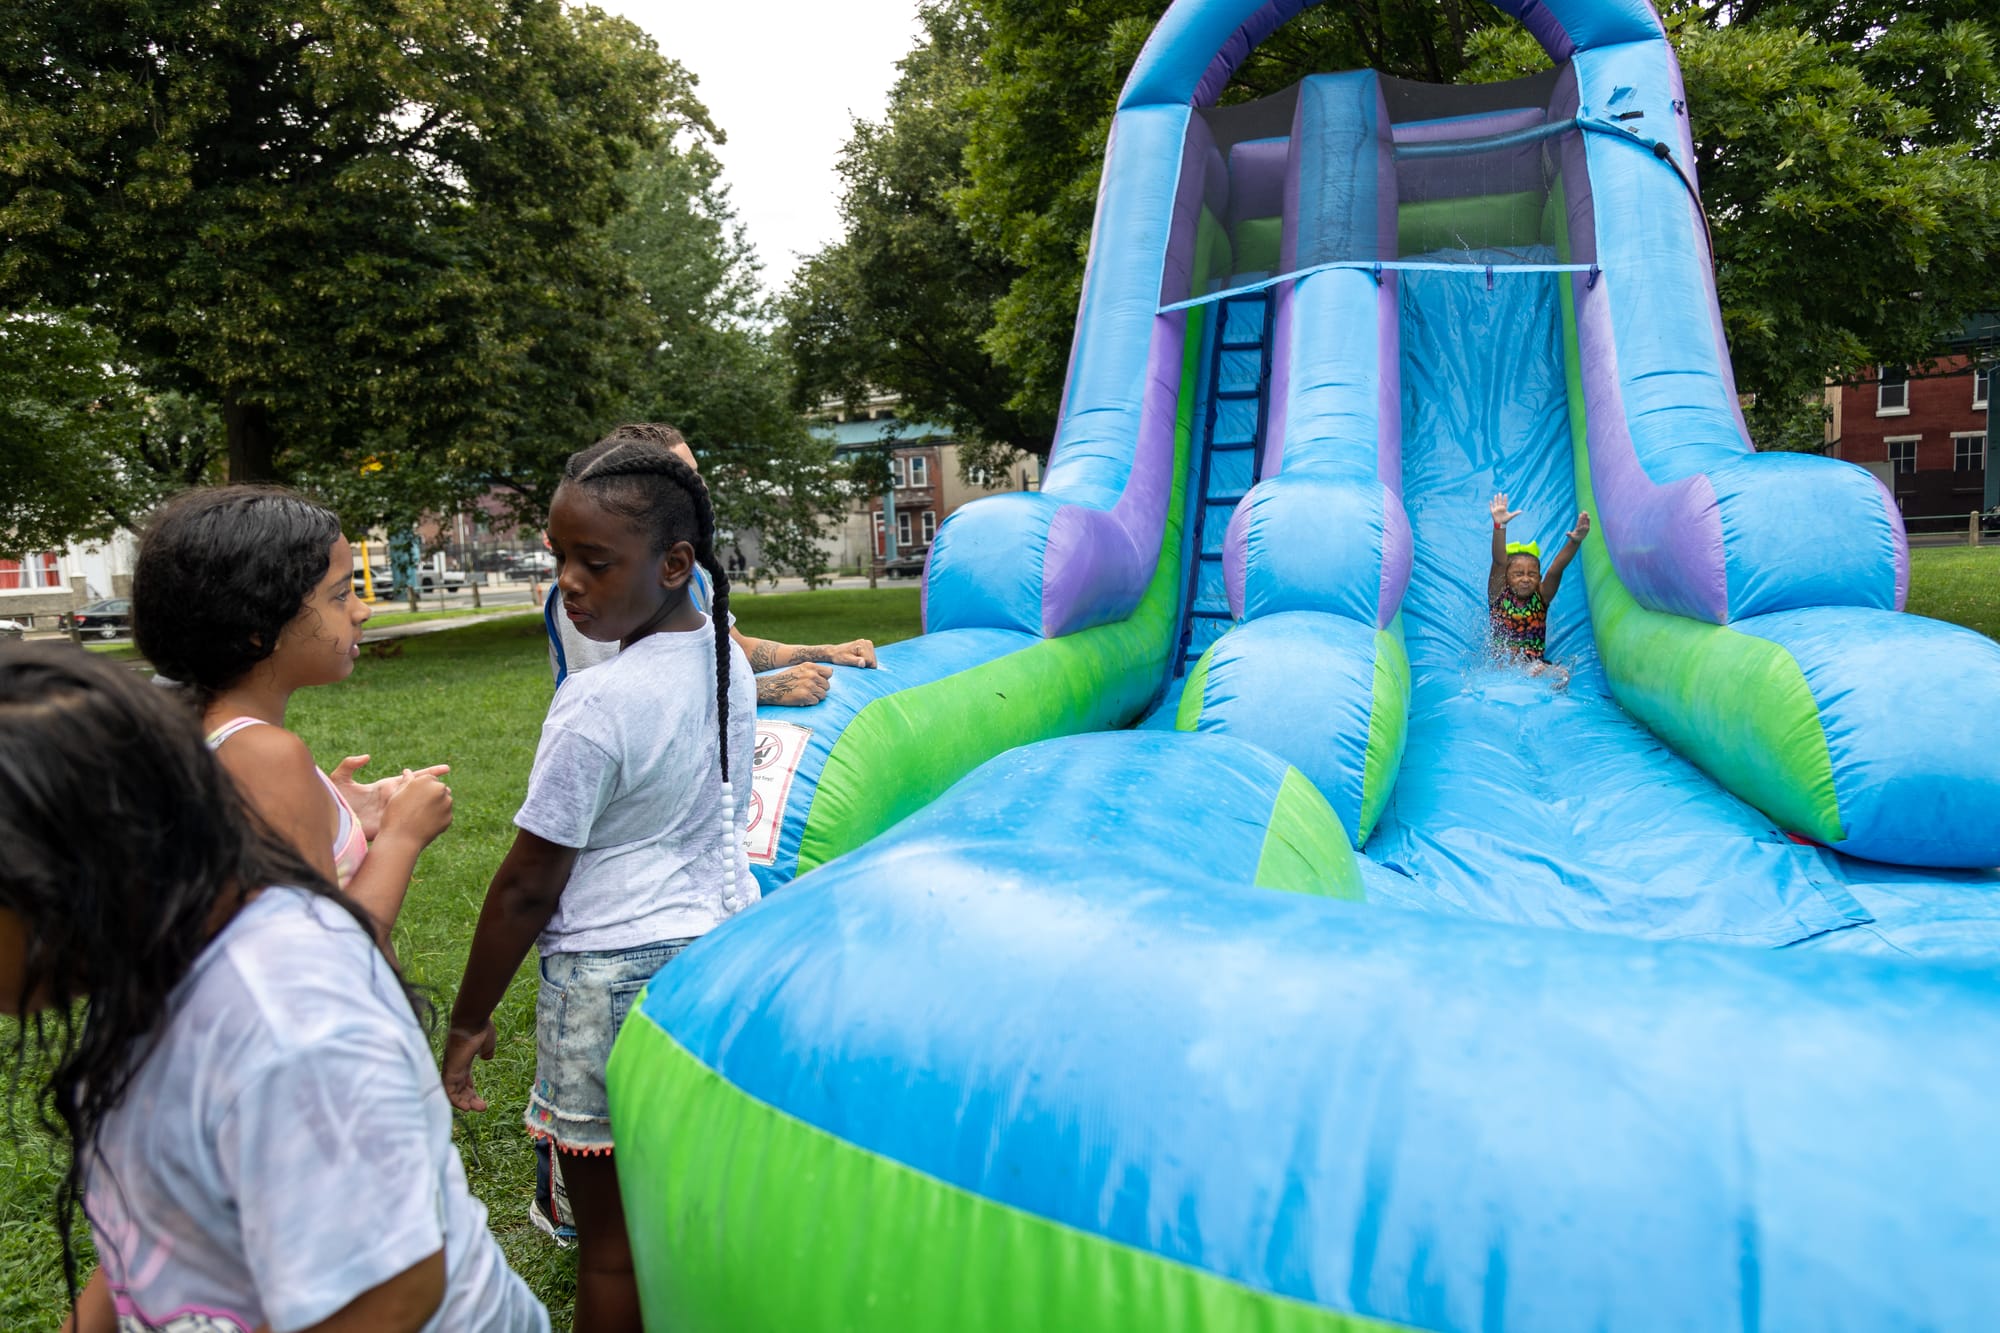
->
xmin=205 ymin=717 xmax=369 ymax=889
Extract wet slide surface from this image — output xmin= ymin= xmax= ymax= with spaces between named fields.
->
xmin=1360 ymin=254 xmax=1869 ymax=945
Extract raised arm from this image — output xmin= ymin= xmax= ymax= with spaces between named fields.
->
xmin=1539 ymin=512 xmax=1591 ymax=604
xmin=1488 ymin=492 xmax=1522 ymax=600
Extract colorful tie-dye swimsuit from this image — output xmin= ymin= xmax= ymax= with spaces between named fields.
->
xmin=1491 ymin=590 xmax=1547 ymax=661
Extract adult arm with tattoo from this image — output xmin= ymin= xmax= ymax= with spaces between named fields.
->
xmin=732 ymin=627 xmax=877 ymax=707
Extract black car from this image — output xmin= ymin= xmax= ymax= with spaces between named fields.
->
xmin=65 ymin=598 xmax=132 ymax=639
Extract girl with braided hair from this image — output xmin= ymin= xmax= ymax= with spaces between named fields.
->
xmin=541 ymin=422 xmax=878 ymax=704
xmin=442 ymin=433 xmax=754 ymax=1333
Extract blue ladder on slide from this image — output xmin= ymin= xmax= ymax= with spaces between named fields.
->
xmin=1175 ymin=290 xmax=1274 ymax=678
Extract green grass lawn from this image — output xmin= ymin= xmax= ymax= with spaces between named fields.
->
xmin=0 ymin=587 xmax=920 ymax=1327
xmin=1907 ymin=544 xmax=2000 ymax=640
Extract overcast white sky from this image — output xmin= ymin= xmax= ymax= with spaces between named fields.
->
xmin=607 ymin=0 xmax=927 ymax=294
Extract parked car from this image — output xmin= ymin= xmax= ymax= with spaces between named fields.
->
xmin=62 ymin=599 xmax=131 ymax=640
xmin=412 ymin=567 xmax=473 ymax=594
xmin=0 ymin=618 xmax=25 ymax=641
xmin=504 ymin=551 xmax=556 ymax=579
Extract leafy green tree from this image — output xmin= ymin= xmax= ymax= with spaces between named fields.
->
xmin=816 ymin=0 xmax=1998 ymax=458
xmin=440 ymin=120 xmax=856 ymax=584
xmin=0 ymin=310 xmax=146 ymax=554
xmin=1 ymin=0 xmax=672 ymax=488
xmin=782 ymin=1 xmax=1049 ymax=481
xmin=1463 ymin=1 xmax=2000 ymax=449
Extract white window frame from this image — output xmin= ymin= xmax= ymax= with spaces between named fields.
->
xmin=1952 ymin=431 xmax=1986 ymax=472
xmin=1975 ymin=367 xmax=1991 ymax=411
xmin=907 ymin=455 xmax=929 ymax=487
xmin=897 ymin=510 xmax=913 ymax=547
xmin=1876 ymin=366 xmax=1909 ymax=416
xmin=887 ymin=457 xmax=904 ymax=488
xmin=967 ymin=465 xmax=992 ymax=488
xmin=0 ymin=552 xmax=62 ymax=591
xmin=1885 ymin=435 xmax=1920 ymax=475
xmin=920 ymin=510 xmax=937 ymax=543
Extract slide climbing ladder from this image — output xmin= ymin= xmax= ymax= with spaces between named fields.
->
xmin=1175 ymin=289 xmax=1273 ymax=677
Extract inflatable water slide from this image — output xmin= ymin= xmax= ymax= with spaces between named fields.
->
xmin=610 ymin=0 xmax=2000 ymax=1326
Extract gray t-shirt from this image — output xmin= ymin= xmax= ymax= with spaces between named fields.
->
xmin=85 ymin=889 xmax=547 ymax=1333
xmin=517 ymin=618 xmax=757 ymax=953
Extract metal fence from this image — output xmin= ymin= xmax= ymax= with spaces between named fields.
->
xmin=1902 ymin=509 xmax=1999 ymax=548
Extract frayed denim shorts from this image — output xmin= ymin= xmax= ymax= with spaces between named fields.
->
xmin=526 ymin=937 xmax=693 ymax=1154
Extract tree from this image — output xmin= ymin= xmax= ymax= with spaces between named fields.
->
xmin=616 ymin=136 xmax=859 ymax=585
xmin=440 ymin=116 xmax=857 ymax=583
xmin=1462 ymin=2 xmax=2000 ymax=449
xmin=0 ymin=310 xmax=144 ymax=554
xmin=782 ymin=1 xmax=1049 ymax=481
xmin=1 ymin=0 xmax=672 ymax=489
xmin=825 ymin=0 xmax=1999 ymax=458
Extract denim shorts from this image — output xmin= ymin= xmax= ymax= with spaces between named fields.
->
xmin=526 ymin=937 xmax=693 ymax=1154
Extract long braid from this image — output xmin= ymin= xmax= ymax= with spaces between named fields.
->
xmin=564 ymin=432 xmax=746 ymax=905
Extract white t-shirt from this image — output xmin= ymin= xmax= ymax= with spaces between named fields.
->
xmin=517 ymin=618 xmax=757 ymax=953
xmin=543 ymin=569 xmax=733 ymax=687
xmin=84 ymin=889 xmax=547 ymax=1333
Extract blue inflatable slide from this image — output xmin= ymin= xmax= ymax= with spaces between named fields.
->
xmin=608 ymin=1 xmax=2000 ymax=1327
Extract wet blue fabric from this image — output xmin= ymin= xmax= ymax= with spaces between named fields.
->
xmin=646 ymin=850 xmax=2000 ymax=1330
xmin=1363 ymin=252 xmax=1868 ymax=945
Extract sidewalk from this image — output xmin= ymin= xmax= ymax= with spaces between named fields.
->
xmin=361 ymin=609 xmax=537 ymax=644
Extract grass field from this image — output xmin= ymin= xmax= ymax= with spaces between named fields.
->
xmin=0 ymin=587 xmax=922 ymax=1327
xmin=1907 ymin=544 xmax=2000 ymax=640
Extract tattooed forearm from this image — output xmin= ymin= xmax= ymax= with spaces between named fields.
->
xmin=793 ymin=645 xmax=837 ymax=664
xmin=756 ymin=674 xmax=788 ymax=705
xmin=746 ymin=639 xmax=782 ymax=672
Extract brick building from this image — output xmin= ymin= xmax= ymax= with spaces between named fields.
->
xmin=1826 ymin=319 xmax=1997 ymax=526
xmin=814 ymin=396 xmax=1042 ymax=579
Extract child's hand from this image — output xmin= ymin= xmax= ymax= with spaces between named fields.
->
xmin=442 ymin=1021 xmax=497 ymax=1113
xmin=330 ymin=755 xmax=451 ymax=840
xmin=1568 ymin=512 xmax=1592 ymax=542
xmin=1490 ymin=492 xmax=1523 ymax=527
xmin=380 ymin=769 xmax=454 ymax=846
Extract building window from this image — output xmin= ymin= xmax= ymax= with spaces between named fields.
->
xmin=907 ymin=455 xmax=929 ymax=488
xmin=872 ymin=512 xmax=886 ymax=556
xmin=887 ymin=457 xmax=904 ymax=488
xmin=0 ymin=553 xmax=60 ymax=591
xmin=968 ymin=466 xmax=992 ymax=488
xmin=1955 ymin=433 xmax=1986 ymax=472
xmin=1886 ymin=437 xmax=1919 ymax=475
xmin=897 ymin=511 xmax=913 ymax=547
xmin=1976 ymin=367 xmax=1991 ymax=411
xmin=920 ymin=510 xmax=937 ymax=543
xmin=1877 ymin=366 xmax=1909 ymax=415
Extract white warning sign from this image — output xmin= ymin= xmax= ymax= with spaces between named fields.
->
xmin=745 ymin=720 xmax=812 ymax=865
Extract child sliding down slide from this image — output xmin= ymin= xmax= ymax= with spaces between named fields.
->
xmin=1488 ymin=491 xmax=1590 ymax=688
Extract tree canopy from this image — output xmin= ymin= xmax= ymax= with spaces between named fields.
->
xmin=792 ymin=0 xmax=2000 ymax=459
xmin=3 ymin=0 xmax=850 ymax=569
xmin=780 ymin=2 xmax=1047 ymax=484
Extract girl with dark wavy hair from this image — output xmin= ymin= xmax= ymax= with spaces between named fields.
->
xmin=133 ymin=485 xmax=454 ymax=939
xmin=441 ymin=433 xmax=754 ymax=1333
xmin=0 ymin=645 xmax=546 ymax=1333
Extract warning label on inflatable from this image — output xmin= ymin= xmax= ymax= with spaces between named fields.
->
xmin=745 ymin=721 xmax=811 ymax=865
